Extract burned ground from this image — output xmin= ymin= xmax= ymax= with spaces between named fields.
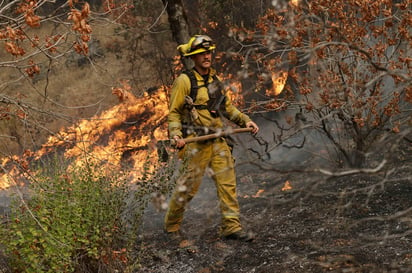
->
xmin=0 ymin=127 xmax=409 ymax=273
xmin=135 ymin=138 xmax=412 ymax=273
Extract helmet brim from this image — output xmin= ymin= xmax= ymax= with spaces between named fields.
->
xmin=183 ymin=46 xmax=216 ymax=57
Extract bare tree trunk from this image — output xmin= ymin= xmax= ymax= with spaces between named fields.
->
xmin=162 ymin=0 xmax=192 ymax=69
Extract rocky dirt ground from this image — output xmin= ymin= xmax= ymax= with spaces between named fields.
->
xmin=134 ymin=138 xmax=412 ymax=273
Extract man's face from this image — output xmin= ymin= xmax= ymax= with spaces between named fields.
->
xmin=192 ymin=51 xmax=212 ymax=70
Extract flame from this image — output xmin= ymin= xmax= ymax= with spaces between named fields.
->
xmin=266 ymin=71 xmax=288 ymax=97
xmin=0 ymin=163 xmax=15 ymax=189
xmin=226 ymin=81 xmax=245 ymax=107
xmin=281 ymin=180 xmax=292 ymax=191
xmin=220 ymin=73 xmax=245 ymax=107
xmin=291 ymin=0 xmax=300 ymax=7
xmin=0 ymin=87 xmax=170 ymax=189
xmin=0 ymin=71 xmax=271 ymax=190
xmin=252 ymin=189 xmax=265 ymax=198
xmin=243 ymin=189 xmax=265 ymax=199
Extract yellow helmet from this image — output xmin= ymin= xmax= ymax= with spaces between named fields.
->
xmin=177 ymin=35 xmax=216 ymax=57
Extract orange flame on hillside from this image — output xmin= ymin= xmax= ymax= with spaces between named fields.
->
xmin=282 ymin=180 xmax=292 ymax=191
xmin=252 ymin=189 xmax=265 ymax=198
xmin=0 ymin=87 xmax=169 ymax=189
xmin=0 ymin=70 xmax=290 ymax=190
xmin=291 ymin=0 xmax=300 ymax=7
xmin=221 ymin=73 xmax=246 ymax=107
xmin=266 ymin=71 xmax=288 ymax=97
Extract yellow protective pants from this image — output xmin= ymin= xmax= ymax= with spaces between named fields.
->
xmin=164 ymin=138 xmax=242 ymax=236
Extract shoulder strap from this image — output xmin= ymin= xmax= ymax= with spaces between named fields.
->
xmin=182 ymin=70 xmax=226 ymax=117
xmin=182 ymin=70 xmax=199 ymax=102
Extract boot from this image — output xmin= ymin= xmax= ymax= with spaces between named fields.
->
xmin=224 ymin=230 xmax=255 ymax=242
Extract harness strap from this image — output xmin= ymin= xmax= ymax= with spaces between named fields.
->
xmin=194 ymin=105 xmax=208 ymax=110
xmin=182 ymin=69 xmax=226 ymax=118
xmin=183 ymin=70 xmax=202 ymax=102
xmin=183 ymin=69 xmax=219 ymax=103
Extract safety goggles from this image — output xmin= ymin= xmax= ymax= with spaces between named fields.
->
xmin=190 ymin=35 xmax=215 ymax=52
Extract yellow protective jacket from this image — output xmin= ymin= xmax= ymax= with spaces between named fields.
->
xmin=168 ymin=68 xmax=252 ymax=139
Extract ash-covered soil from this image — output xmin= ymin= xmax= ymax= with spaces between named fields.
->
xmin=134 ymin=138 xmax=412 ymax=273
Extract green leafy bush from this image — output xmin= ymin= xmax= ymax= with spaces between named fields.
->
xmin=0 ymin=158 xmax=145 ymax=273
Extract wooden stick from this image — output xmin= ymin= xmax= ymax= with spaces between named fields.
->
xmin=172 ymin=127 xmax=253 ymax=145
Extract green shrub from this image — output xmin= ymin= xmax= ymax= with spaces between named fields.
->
xmin=0 ymin=158 xmax=146 ymax=273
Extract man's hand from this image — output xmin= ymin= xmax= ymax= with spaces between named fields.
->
xmin=246 ymin=121 xmax=259 ymax=135
xmin=173 ymin=135 xmax=186 ymax=148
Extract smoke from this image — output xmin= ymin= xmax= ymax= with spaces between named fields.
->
xmin=232 ymin=112 xmax=337 ymax=172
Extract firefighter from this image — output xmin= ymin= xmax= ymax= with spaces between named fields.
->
xmin=165 ymin=34 xmax=259 ymax=242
